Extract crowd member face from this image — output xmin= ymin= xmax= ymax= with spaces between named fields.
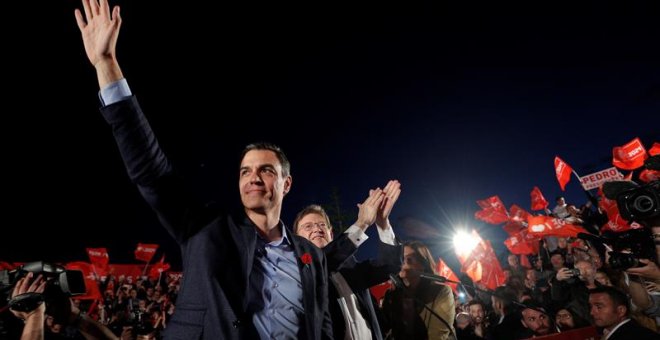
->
xmin=595 ymin=272 xmax=612 ymax=286
xmin=526 ymin=269 xmax=537 ymax=283
xmin=575 ymin=261 xmax=595 ymax=282
xmin=555 ymin=309 xmax=575 ymax=329
xmin=399 ymin=246 xmax=424 ymax=287
xmin=239 ymin=150 xmax=291 ymax=214
xmin=556 ymin=197 xmax=566 ymax=206
xmin=508 ymin=254 xmax=519 ymax=268
xmin=589 ymin=293 xmax=627 ymax=329
xmin=296 ymin=213 xmax=333 ymax=248
xmin=550 ymin=254 xmax=564 ymax=269
xmin=521 ymin=308 xmax=551 ymax=335
xmin=557 ymin=237 xmax=567 ymax=249
xmin=469 ymin=303 xmax=485 ymax=324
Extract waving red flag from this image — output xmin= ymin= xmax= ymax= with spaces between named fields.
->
xmin=86 ymin=248 xmax=109 ymax=276
xmin=612 ymin=137 xmax=647 ymax=170
xmin=148 ymin=255 xmax=171 ymax=280
xmin=509 ymin=205 xmax=531 ymax=223
xmin=503 ymin=221 xmax=525 ymax=236
xmin=504 ymin=229 xmax=539 ymax=255
xmin=649 ymin=142 xmax=660 ymax=156
xmin=530 ymin=186 xmax=549 ymax=211
xmin=474 ymin=196 xmax=509 ymax=224
xmin=437 ymin=258 xmax=460 ymax=293
xmin=135 ymin=243 xmax=159 ymax=263
xmin=458 ymin=231 xmax=506 ymax=290
xmin=527 ymin=215 xmax=588 ymax=238
xmin=639 ymin=169 xmax=660 ymax=183
xmin=554 ymin=157 xmax=573 ymax=191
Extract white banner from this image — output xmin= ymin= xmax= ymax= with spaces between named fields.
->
xmin=579 ymin=167 xmax=624 ymax=190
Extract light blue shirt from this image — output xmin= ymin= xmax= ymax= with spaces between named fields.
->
xmin=249 ymin=225 xmax=304 ymax=340
xmin=99 ymin=79 xmax=132 ymax=106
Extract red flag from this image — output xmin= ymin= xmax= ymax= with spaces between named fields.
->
xmin=509 ymin=205 xmax=531 ymax=223
xmin=503 ymin=221 xmax=525 ymax=236
xmin=527 ymin=215 xmax=588 ymax=238
xmin=520 ymin=254 xmax=531 ymax=269
xmin=436 ymin=258 xmax=460 ymax=293
xmin=86 ymin=248 xmax=109 ymax=276
xmin=639 ymin=169 xmax=660 ymax=183
xmin=458 ymin=230 xmax=506 ymax=290
xmin=0 ymin=261 xmax=15 ymax=270
xmin=474 ymin=196 xmax=509 ymax=224
xmin=649 ymin=142 xmax=660 ymax=156
xmin=554 ymin=156 xmax=573 ymax=191
xmin=134 ymin=243 xmax=159 ymax=262
xmin=504 ymin=229 xmax=539 ymax=255
xmin=612 ymin=137 xmax=647 ymax=170
xmin=530 ymin=186 xmax=549 ymax=211
xmin=369 ymin=281 xmax=392 ymax=302
xmin=148 ymin=255 xmax=171 ymax=280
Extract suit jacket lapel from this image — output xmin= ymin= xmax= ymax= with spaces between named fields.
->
xmin=239 ymin=214 xmax=258 ymax=310
xmin=290 ymin=229 xmax=317 ymax=340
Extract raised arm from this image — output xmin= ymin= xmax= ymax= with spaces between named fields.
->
xmin=75 ymin=0 xmax=123 ymax=88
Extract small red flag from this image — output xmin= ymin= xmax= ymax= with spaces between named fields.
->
xmin=649 ymin=142 xmax=660 ymax=156
xmin=135 ymin=243 xmax=159 ymax=263
xmin=530 ymin=186 xmax=549 ymax=211
xmin=554 ymin=156 xmax=573 ymax=191
xmin=612 ymin=138 xmax=647 ymax=170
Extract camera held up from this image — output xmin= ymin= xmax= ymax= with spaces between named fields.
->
xmin=0 ymin=261 xmax=85 ymax=313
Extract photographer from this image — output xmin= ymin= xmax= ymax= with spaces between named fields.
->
xmin=551 ymin=260 xmax=598 ymax=323
xmin=9 ymin=271 xmax=118 ymax=340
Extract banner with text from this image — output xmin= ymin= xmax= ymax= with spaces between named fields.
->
xmin=579 ymin=167 xmax=624 ymax=190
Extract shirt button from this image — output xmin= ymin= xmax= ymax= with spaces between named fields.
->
xmin=273 ymin=283 xmax=279 ymax=288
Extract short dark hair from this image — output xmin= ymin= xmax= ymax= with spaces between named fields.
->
xmin=589 ymin=286 xmax=630 ymax=315
xmin=292 ymin=205 xmax=333 ymax=233
xmin=467 ymin=300 xmax=485 ymax=310
xmin=241 ymin=142 xmax=290 ymax=177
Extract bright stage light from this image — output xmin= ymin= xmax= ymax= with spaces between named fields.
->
xmin=453 ymin=230 xmax=479 ymax=258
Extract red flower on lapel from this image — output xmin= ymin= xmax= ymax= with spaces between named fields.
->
xmin=300 ymin=252 xmax=313 ymax=265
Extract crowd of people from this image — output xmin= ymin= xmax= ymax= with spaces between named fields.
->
xmin=2 ymin=0 xmax=658 ymax=339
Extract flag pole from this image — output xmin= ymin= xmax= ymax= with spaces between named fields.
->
xmin=142 ymin=256 xmax=152 ymax=278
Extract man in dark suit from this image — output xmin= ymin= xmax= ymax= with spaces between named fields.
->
xmin=293 ymin=180 xmax=403 ymax=340
xmin=74 ymin=1 xmax=332 ymax=339
xmin=588 ymin=286 xmax=657 ymax=340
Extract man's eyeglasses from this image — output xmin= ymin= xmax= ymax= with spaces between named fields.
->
xmin=300 ymin=222 xmax=329 ymax=231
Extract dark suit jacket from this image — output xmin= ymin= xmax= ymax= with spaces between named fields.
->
xmin=100 ymin=97 xmax=333 ymax=340
xmin=323 ymin=233 xmax=402 ymax=340
xmin=607 ymin=319 xmax=658 ymax=340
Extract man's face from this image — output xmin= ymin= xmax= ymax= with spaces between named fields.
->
xmin=239 ymin=150 xmax=291 ymax=213
xmin=296 ymin=213 xmax=333 ymax=248
xmin=521 ymin=308 xmax=551 ymax=335
xmin=557 ymin=197 xmax=566 ymax=206
xmin=550 ymin=254 xmax=564 ymax=268
xmin=589 ymin=293 xmax=626 ymax=328
xmin=575 ymin=261 xmax=594 ymax=282
xmin=469 ymin=304 xmax=484 ymax=324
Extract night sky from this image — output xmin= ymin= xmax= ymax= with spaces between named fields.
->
xmin=3 ymin=1 xmax=659 ymax=271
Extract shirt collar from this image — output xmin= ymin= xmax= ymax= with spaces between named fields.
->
xmin=257 ymin=222 xmax=292 ymax=247
xmin=603 ymin=318 xmax=630 ymax=340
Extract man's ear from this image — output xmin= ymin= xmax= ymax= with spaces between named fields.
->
xmin=283 ymin=176 xmax=292 ymax=195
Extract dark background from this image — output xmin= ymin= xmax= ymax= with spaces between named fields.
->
xmin=2 ymin=1 xmax=659 ymax=270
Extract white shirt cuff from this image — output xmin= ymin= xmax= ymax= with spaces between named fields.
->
xmin=376 ymin=223 xmax=396 ymax=245
xmin=345 ymin=224 xmax=368 ymax=247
